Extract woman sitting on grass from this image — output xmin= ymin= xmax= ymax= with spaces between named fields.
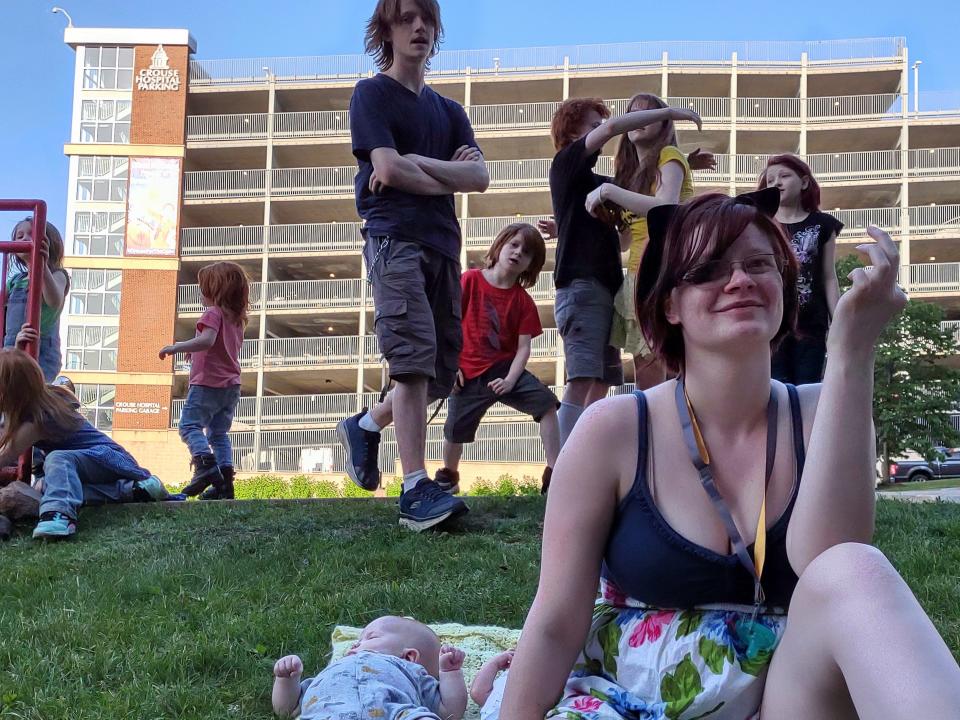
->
xmin=0 ymin=348 xmax=176 ymax=539
xmin=499 ymin=189 xmax=960 ymax=719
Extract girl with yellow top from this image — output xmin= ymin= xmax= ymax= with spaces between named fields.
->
xmin=585 ymin=93 xmax=702 ymax=388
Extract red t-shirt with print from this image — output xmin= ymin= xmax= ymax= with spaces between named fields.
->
xmin=458 ymin=268 xmax=543 ymax=379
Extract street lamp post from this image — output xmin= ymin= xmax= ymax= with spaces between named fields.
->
xmin=51 ymin=6 xmax=74 ymax=27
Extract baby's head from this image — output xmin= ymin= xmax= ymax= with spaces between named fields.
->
xmin=347 ymin=616 xmax=441 ymax=677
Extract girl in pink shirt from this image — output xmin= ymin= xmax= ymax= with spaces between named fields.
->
xmin=159 ymin=261 xmax=248 ymax=499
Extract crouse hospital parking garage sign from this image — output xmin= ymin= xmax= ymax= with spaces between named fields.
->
xmin=137 ymin=44 xmax=181 ymax=91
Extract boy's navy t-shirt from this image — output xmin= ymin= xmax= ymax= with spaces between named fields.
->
xmin=350 ymin=73 xmax=480 ymax=261
xmin=550 ymin=136 xmax=623 ymax=296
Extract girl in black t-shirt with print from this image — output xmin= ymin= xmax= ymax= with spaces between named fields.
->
xmin=759 ymin=154 xmax=844 ymax=384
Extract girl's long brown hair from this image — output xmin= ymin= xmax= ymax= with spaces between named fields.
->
xmin=0 ymin=348 xmax=83 ymax=448
xmin=198 ymin=261 xmax=250 ymax=326
xmin=613 ymin=93 xmax=679 ymax=197
xmin=11 ymin=218 xmax=67 ymax=275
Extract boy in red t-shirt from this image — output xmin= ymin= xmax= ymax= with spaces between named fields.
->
xmin=434 ymin=223 xmax=560 ymax=495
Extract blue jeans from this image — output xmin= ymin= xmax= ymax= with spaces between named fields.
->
xmin=178 ymin=384 xmax=241 ymax=466
xmin=4 ymin=277 xmax=63 ymax=382
xmin=39 ymin=449 xmax=141 ymax=519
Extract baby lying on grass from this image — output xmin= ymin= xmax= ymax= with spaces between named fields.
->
xmin=272 ymin=615 xmax=468 ymax=719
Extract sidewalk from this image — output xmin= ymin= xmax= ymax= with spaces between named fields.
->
xmin=879 ymin=487 xmax=960 ymax=503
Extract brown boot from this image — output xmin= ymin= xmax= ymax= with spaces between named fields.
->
xmin=182 ymin=453 xmax=222 ymax=496
xmin=541 ymin=466 xmax=553 ymax=495
xmin=200 ymin=465 xmax=235 ymax=500
xmin=434 ymin=468 xmax=460 ymax=495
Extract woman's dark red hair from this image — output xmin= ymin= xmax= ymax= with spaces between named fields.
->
xmin=757 ymin=153 xmax=821 ymax=212
xmin=636 ymin=192 xmax=799 ymax=373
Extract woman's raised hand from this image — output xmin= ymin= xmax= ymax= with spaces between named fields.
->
xmin=829 ymin=225 xmax=908 ymax=355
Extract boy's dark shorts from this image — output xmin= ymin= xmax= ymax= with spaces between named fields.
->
xmin=364 ymin=235 xmax=462 ymax=400
xmin=444 ymin=362 xmax=560 ymax=443
xmin=555 ymin=277 xmax=624 ymax=386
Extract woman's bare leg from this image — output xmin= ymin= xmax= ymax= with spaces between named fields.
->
xmin=761 ymin=542 xmax=960 ymax=719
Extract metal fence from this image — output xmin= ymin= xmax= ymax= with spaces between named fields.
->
xmin=190 ymin=38 xmax=905 ymax=86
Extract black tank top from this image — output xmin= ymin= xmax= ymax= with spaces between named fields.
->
xmin=602 ymin=386 xmax=805 ymax=609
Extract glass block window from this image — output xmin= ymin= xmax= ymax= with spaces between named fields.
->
xmin=76 ymin=157 xmax=128 ymax=203
xmin=72 ymin=211 xmax=125 ymax=256
xmin=69 ymin=269 xmax=122 ymax=316
xmin=65 ymin=324 xmax=119 ymax=372
xmin=80 ymin=99 xmax=131 ymax=143
xmin=82 ymin=46 xmax=134 ymax=90
xmin=75 ymin=383 xmax=115 ymax=430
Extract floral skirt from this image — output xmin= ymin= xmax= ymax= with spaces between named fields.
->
xmin=547 ymin=578 xmax=787 ymax=720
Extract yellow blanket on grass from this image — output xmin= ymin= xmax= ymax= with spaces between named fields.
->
xmin=330 ymin=623 xmax=521 ymax=719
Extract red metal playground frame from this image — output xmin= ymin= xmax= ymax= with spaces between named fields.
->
xmin=0 ymin=199 xmax=48 ymax=484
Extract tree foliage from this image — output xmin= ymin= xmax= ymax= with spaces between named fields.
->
xmin=836 ymin=255 xmax=960 ymax=480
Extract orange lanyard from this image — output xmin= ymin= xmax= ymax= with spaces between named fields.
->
xmin=676 ymin=379 xmax=777 ymax=616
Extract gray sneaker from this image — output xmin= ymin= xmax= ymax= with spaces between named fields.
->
xmin=398 ymin=479 xmax=469 ymax=532
xmin=336 ymin=410 xmax=382 ymax=491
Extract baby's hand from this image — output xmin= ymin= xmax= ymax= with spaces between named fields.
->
xmin=439 ymin=644 xmax=465 ymax=672
xmin=491 ymin=649 xmax=515 ymax=671
xmin=274 ymin=655 xmax=304 ymax=679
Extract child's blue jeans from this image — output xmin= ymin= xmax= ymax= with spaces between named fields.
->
xmin=178 ymin=384 xmax=241 ymax=466
xmin=39 ymin=448 xmax=149 ymax=520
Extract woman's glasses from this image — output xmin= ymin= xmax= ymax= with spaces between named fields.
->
xmin=681 ymin=253 xmax=785 ymax=286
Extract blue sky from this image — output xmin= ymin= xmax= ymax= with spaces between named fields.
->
xmin=1 ymin=0 xmax=956 ymax=235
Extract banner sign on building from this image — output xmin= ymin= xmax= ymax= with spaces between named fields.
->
xmin=137 ymin=44 xmax=181 ymax=91
xmin=124 ymin=157 xmax=181 ymax=257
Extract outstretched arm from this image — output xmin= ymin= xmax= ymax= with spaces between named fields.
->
xmin=158 ymin=327 xmax=217 ymax=360
xmin=584 ymin=107 xmax=701 ymax=155
xmin=586 ymin=160 xmax=686 ymax=229
xmin=407 ymin=145 xmax=490 ymax=193
xmin=786 ymin=226 xmax=907 ymax=575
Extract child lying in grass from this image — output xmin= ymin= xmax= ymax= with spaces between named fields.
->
xmin=272 ymin=615 xmax=468 ymax=719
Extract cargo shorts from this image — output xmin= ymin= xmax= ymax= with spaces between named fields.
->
xmin=555 ymin=277 xmax=624 ymax=386
xmin=364 ymin=235 xmax=463 ymax=400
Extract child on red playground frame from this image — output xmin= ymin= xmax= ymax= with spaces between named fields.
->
xmin=433 ymin=223 xmax=560 ymax=495
xmin=3 ymin=218 xmax=70 ymax=382
xmin=159 ymin=261 xmax=249 ymax=500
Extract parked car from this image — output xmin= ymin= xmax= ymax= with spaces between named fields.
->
xmin=888 ymin=447 xmax=960 ymax=482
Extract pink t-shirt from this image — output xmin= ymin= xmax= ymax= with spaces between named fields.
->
xmin=190 ymin=306 xmax=243 ymax=388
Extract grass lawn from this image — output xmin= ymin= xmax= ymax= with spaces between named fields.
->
xmin=0 ymin=497 xmax=958 ymax=719
xmin=877 ymin=478 xmax=960 ymax=492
